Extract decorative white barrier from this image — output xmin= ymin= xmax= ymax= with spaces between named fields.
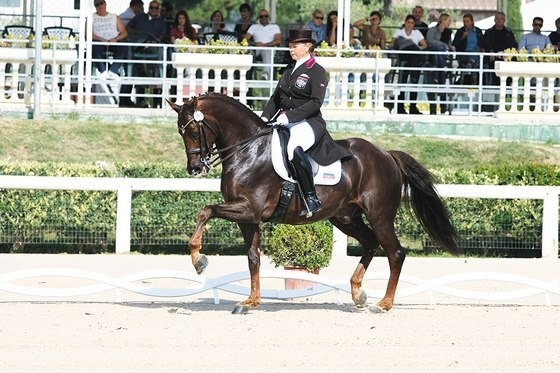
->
xmin=1 ymin=267 xmax=559 ymax=306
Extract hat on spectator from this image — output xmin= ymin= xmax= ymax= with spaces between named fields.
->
xmin=288 ymin=29 xmax=315 ymax=44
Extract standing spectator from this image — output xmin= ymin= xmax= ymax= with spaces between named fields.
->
xmin=234 ymin=3 xmax=253 ymax=40
xmin=307 ymin=9 xmax=327 ymax=45
xmin=159 ymin=2 xmax=174 ymax=43
xmin=246 ymin=9 xmax=282 ymax=80
xmin=392 ymin=14 xmax=427 ymax=115
xmin=549 ymin=17 xmax=560 ymax=50
xmin=518 ymin=17 xmax=550 ymax=52
xmin=482 ymin=11 xmax=517 ymax=86
xmin=90 ymin=0 xmax=127 ymax=80
xmin=120 ymin=0 xmax=144 ymax=27
xmin=452 ymin=13 xmax=484 ymax=69
xmin=412 ymin=5 xmax=429 ymax=38
xmin=202 ymin=10 xmax=228 ymax=36
xmin=426 ymin=13 xmax=454 ymax=115
xmin=127 ymin=0 xmax=166 ymax=40
xmin=353 ymin=10 xmax=387 ymax=50
xmin=170 ymin=9 xmax=197 ymax=43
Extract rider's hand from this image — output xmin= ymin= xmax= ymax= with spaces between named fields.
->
xmin=275 ymin=113 xmax=289 ymax=125
xmin=261 ymin=117 xmax=268 ymax=122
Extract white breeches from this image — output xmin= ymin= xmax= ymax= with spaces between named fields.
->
xmin=286 ymin=120 xmax=315 ymax=160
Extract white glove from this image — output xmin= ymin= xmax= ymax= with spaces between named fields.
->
xmin=261 ymin=117 xmax=268 ymax=122
xmin=275 ymin=113 xmax=289 ymax=125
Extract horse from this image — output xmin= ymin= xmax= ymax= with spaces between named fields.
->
xmin=169 ymin=93 xmax=459 ymax=314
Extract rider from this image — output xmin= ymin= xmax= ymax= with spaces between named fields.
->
xmin=261 ymin=29 xmax=351 ymax=217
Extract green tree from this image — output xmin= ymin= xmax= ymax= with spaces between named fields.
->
xmin=500 ymin=0 xmax=523 ymax=39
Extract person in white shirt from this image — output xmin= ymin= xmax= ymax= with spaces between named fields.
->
xmin=245 ymin=9 xmax=282 ymax=80
xmin=91 ymin=0 xmax=127 ymax=79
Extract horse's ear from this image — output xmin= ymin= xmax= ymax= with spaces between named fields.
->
xmin=167 ymin=99 xmax=181 ymax=114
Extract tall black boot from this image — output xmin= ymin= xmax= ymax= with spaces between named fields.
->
xmin=290 ymin=146 xmax=322 ymax=217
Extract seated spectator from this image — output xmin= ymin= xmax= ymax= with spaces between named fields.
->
xmin=202 ymin=10 xmax=228 ymax=36
xmin=120 ymin=0 xmax=144 ymax=27
xmin=452 ymin=13 xmax=484 ymax=79
xmin=245 ymin=9 xmax=282 ymax=80
xmin=159 ymin=1 xmax=174 ymax=43
xmin=391 ymin=14 xmax=427 ymax=115
xmin=90 ymin=0 xmax=128 ymax=80
xmin=518 ymin=17 xmax=550 ymax=53
xmin=306 ymin=9 xmax=327 ymax=45
xmin=549 ymin=17 xmax=560 ymax=50
xmin=170 ymin=9 xmax=198 ymax=43
xmin=412 ymin=5 xmax=429 ymax=38
xmin=426 ymin=13 xmax=454 ymax=115
xmin=326 ymin=10 xmax=353 ymax=46
xmin=353 ymin=11 xmax=386 ymax=50
xmin=482 ymin=11 xmax=517 ymax=86
xmin=127 ymin=0 xmax=166 ymax=40
xmin=234 ymin=3 xmax=253 ymax=40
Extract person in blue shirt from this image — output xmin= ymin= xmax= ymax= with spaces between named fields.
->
xmin=306 ymin=9 xmax=326 ymax=45
xmin=518 ymin=17 xmax=551 ymax=53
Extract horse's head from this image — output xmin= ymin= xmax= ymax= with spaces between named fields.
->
xmin=169 ymin=96 xmax=218 ymax=175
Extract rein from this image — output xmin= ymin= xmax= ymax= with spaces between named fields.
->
xmin=180 ymin=113 xmax=273 ymax=169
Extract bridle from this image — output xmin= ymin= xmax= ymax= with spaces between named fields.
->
xmin=179 ymin=109 xmax=273 ymax=170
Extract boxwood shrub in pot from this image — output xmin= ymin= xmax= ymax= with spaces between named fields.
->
xmin=266 ymin=221 xmax=334 ymax=272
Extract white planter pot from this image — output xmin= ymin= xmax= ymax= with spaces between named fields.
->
xmin=172 ymin=52 xmax=253 ymax=69
xmin=315 ymin=56 xmax=392 ymax=74
xmin=495 ymin=61 xmax=560 ymax=78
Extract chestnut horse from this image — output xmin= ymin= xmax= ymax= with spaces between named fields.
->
xmin=169 ymin=93 xmax=459 ymax=314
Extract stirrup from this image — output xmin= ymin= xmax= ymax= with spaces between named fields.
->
xmin=299 ymin=195 xmax=322 ymax=217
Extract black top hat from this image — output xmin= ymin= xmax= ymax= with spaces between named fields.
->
xmin=288 ymin=29 xmax=315 ymax=44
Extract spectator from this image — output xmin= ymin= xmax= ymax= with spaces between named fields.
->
xmin=518 ymin=17 xmax=550 ymax=52
xmin=170 ymin=9 xmax=197 ymax=44
xmin=549 ymin=17 xmax=560 ymax=50
xmin=326 ymin=10 xmax=353 ymax=47
xmin=426 ymin=13 xmax=454 ymax=115
xmin=202 ymin=10 xmax=228 ymax=35
xmin=127 ymin=0 xmax=166 ymax=40
xmin=482 ymin=11 xmax=517 ymax=86
xmin=234 ymin=3 xmax=253 ymax=40
xmin=392 ymin=14 xmax=427 ymax=115
xmin=412 ymin=5 xmax=429 ymax=38
xmin=261 ymin=29 xmax=351 ymax=216
xmin=120 ymin=0 xmax=144 ymax=27
xmin=306 ymin=9 xmax=327 ymax=45
xmin=452 ymin=13 xmax=484 ymax=71
xmin=90 ymin=0 xmax=127 ymax=80
xmin=352 ymin=10 xmax=387 ymax=50
xmin=246 ymin=9 xmax=282 ymax=80
xmin=159 ymin=1 xmax=174 ymax=43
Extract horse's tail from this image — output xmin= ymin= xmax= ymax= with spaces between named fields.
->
xmin=389 ymin=150 xmax=460 ymax=255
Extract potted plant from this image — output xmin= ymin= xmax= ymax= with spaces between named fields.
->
xmin=266 ymin=221 xmax=334 ymax=289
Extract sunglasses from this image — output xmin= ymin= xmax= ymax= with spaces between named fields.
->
xmin=94 ymin=1 xmax=105 ymax=6
xmin=259 ymin=14 xmax=269 ymax=18
xmin=314 ymin=16 xmax=324 ymax=20
xmin=149 ymin=6 xmax=160 ymax=10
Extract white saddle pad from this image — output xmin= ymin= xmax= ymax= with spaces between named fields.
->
xmin=270 ymin=129 xmax=341 ymax=186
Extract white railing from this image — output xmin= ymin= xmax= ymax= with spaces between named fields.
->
xmin=1 ymin=40 xmax=558 ymax=116
xmin=0 ymin=175 xmax=558 ymax=259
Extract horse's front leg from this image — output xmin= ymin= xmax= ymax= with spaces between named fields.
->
xmin=188 ymin=207 xmax=213 ymax=274
xmin=231 ymin=223 xmax=261 ymax=315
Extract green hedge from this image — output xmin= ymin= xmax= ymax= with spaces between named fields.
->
xmin=1 ymin=161 xmax=559 ymax=257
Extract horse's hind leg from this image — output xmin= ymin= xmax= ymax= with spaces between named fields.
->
xmin=330 ymin=216 xmax=379 ymax=309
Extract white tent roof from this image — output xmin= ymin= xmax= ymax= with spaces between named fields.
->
xmin=476 ymin=0 xmax=560 ymax=35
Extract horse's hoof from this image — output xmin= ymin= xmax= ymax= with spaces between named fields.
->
xmin=231 ymin=304 xmax=250 ymax=315
xmin=194 ymin=254 xmax=208 ymax=274
xmin=354 ymin=290 xmax=368 ymax=308
xmin=368 ymin=305 xmax=387 ymax=314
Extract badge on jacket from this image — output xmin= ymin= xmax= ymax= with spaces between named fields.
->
xmin=295 ymin=74 xmax=309 ymax=89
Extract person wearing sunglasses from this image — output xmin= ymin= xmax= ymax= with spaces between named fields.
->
xmin=306 ymin=9 xmax=326 ymax=45
xmin=518 ymin=16 xmax=551 ymax=53
xmin=90 ymin=0 xmax=127 ymax=80
xmin=245 ymin=9 xmax=282 ymax=80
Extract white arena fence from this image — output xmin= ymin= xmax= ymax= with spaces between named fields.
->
xmin=0 ymin=175 xmax=558 ymax=259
